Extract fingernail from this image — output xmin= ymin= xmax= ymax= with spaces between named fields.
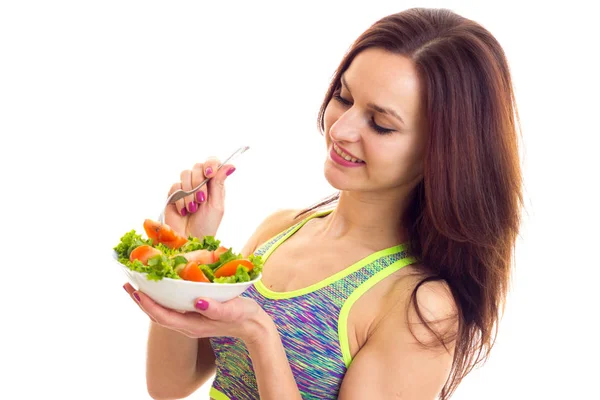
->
xmin=189 ymin=202 xmax=198 ymax=213
xmin=205 ymin=167 xmax=213 ymax=176
xmin=226 ymin=167 xmax=236 ymax=176
xmin=133 ymin=292 xmax=141 ymax=302
xmin=195 ymin=299 xmax=209 ymax=310
xmin=196 ymin=191 xmax=206 ymax=203
xmin=180 ymin=207 xmax=188 ymax=217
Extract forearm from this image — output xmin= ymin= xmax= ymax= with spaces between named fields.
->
xmin=146 ymin=321 xmax=215 ymax=398
xmin=245 ymin=313 xmax=303 ymax=400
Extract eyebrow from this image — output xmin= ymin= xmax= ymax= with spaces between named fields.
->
xmin=340 ymin=75 xmax=406 ymax=125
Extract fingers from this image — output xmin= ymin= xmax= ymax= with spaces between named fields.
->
xmin=133 ymin=289 xmax=206 ymax=333
xmin=192 ymin=296 xmax=253 ymax=322
xmin=207 ymin=163 xmax=235 ymax=210
xmin=167 ymin=182 xmax=185 ymax=218
xmin=123 ymin=282 xmax=136 ymax=296
xmin=163 ymin=183 xmax=188 ymax=236
xmin=203 ymin=157 xmax=221 ymax=179
xmin=164 ymin=157 xmax=236 ymax=238
xmin=123 ymin=283 xmax=156 ymax=321
xmin=179 ymin=169 xmax=197 ymax=215
xmin=191 ymin=162 xmax=208 ymax=206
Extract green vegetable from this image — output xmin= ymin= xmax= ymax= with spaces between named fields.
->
xmin=115 ymin=228 xmax=264 ymax=284
xmin=154 ymin=243 xmax=181 ymax=257
xmin=180 ymin=236 xmax=221 ymax=252
xmin=114 ymin=230 xmax=151 ymax=258
xmin=214 ymin=265 xmax=251 ymax=284
xmin=172 ymin=255 xmax=188 ymax=267
xmin=199 ymin=264 xmax=216 ymax=282
xmin=248 ymin=254 xmax=264 ymax=280
xmin=121 ymin=254 xmax=182 ymax=281
xmin=214 ymin=275 xmax=237 ymax=284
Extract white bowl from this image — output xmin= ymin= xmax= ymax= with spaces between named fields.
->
xmin=113 ymin=251 xmax=261 ymax=312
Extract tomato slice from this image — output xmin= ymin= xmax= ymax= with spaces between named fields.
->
xmin=129 ymin=245 xmax=162 ymax=265
xmin=143 ymin=219 xmax=188 ymax=249
xmin=214 ymin=259 xmax=254 ymax=278
xmin=161 ymin=236 xmax=188 ymax=249
xmin=180 ymin=261 xmax=210 ymax=282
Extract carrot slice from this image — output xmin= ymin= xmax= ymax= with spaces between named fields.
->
xmin=214 ymin=259 xmax=254 ymax=278
xmin=129 ymin=245 xmax=162 ymax=265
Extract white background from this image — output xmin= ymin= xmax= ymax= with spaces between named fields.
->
xmin=1 ymin=1 xmax=598 ymax=399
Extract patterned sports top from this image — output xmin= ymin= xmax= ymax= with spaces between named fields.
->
xmin=209 ymin=209 xmax=417 ymax=400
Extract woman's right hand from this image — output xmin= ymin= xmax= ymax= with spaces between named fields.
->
xmin=164 ymin=158 xmax=236 ymax=239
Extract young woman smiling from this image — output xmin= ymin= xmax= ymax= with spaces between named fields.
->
xmin=124 ymin=7 xmax=523 ymax=400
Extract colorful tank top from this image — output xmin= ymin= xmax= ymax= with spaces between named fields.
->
xmin=209 ymin=209 xmax=417 ymax=399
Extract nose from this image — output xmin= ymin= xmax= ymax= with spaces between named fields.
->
xmin=329 ymin=109 xmax=362 ymax=143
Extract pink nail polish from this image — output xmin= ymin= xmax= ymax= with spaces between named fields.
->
xmin=195 ymin=299 xmax=209 ymax=310
xmin=205 ymin=167 xmax=213 ymax=176
xmin=189 ymin=202 xmax=198 ymax=213
xmin=180 ymin=207 xmax=188 ymax=217
xmin=226 ymin=167 xmax=236 ymax=176
xmin=196 ymin=191 xmax=206 ymax=203
xmin=133 ymin=292 xmax=141 ymax=302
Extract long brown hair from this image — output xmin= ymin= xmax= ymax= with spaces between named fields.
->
xmin=300 ymin=8 xmax=523 ymax=399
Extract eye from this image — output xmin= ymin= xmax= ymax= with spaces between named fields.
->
xmin=333 ymin=88 xmax=352 ymax=106
xmin=332 ymin=86 xmax=396 ymax=135
xmin=369 ymin=118 xmax=394 ymax=135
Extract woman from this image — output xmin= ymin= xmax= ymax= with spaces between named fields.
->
xmin=124 ymin=7 xmax=523 ymax=400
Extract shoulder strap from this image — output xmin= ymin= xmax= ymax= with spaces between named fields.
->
xmin=253 ymin=208 xmax=333 ymax=257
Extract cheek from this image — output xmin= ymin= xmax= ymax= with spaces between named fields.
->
xmin=368 ymin=140 xmax=424 ymax=182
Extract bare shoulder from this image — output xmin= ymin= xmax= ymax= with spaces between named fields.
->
xmin=339 ymin=267 xmax=458 ymax=399
xmin=376 ymin=268 xmax=459 ymax=349
xmin=240 ymin=208 xmax=306 ymax=256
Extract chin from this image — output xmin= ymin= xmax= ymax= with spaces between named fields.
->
xmin=323 ymin=159 xmax=355 ymax=191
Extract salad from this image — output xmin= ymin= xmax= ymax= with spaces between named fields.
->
xmin=114 ymin=219 xmax=263 ymax=284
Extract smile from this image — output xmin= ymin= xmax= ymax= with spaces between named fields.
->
xmin=333 ymin=143 xmax=364 ymax=164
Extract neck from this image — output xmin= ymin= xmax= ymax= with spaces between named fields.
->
xmin=315 ymin=186 xmax=415 ymax=248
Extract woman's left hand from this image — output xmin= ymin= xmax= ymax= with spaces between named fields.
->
xmin=123 ymin=282 xmax=267 ymax=343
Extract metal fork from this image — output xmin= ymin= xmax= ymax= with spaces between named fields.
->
xmin=157 ymin=145 xmax=250 ymax=223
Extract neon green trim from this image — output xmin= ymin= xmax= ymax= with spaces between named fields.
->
xmin=259 ymin=209 xmax=334 ymax=261
xmin=209 ymin=387 xmax=230 ymax=400
xmin=338 ymin=256 xmax=418 ymax=368
xmin=255 ymin=243 xmax=410 ymax=300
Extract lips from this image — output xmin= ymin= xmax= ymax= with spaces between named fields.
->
xmin=332 ymin=142 xmax=364 ymax=163
xmin=329 ymin=146 xmax=365 ymax=168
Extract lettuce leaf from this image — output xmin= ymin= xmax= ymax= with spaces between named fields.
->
xmin=180 ymin=235 xmax=221 ymax=252
xmin=153 ymin=243 xmax=181 ymax=257
xmin=122 ymin=254 xmax=182 ymax=281
xmin=214 ymin=275 xmax=237 ymax=284
xmin=114 ymin=230 xmax=151 ymax=258
xmin=213 ymin=265 xmax=250 ymax=284
xmin=248 ymin=254 xmax=264 ymax=280
xmin=115 ymin=227 xmax=263 ymax=284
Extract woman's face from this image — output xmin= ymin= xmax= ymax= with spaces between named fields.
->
xmin=323 ymin=48 xmax=426 ymax=195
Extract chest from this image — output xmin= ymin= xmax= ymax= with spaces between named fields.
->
xmin=260 ymin=235 xmax=374 ymax=293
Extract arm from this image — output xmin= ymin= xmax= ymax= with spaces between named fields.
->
xmin=146 ymin=324 xmax=215 ymax=400
xmin=144 ymin=208 xmax=303 ymax=399
xmin=338 ymin=280 xmax=459 ymax=400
